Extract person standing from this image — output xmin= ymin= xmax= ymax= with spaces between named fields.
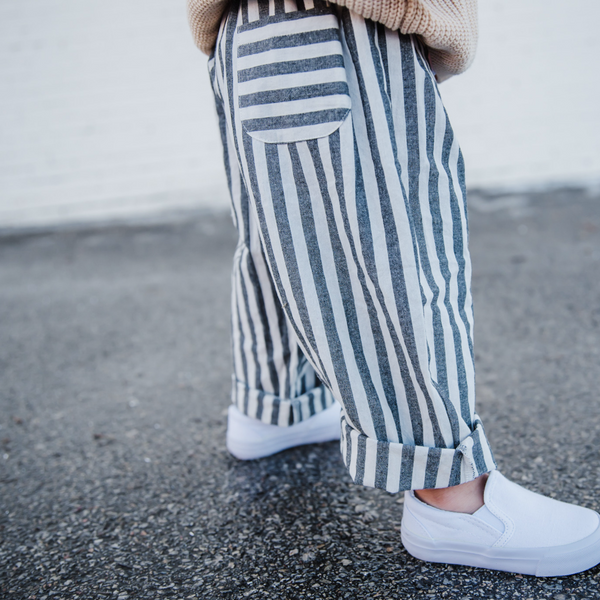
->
xmin=187 ymin=0 xmax=600 ymax=576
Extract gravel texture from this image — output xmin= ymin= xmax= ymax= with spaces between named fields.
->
xmin=1 ymin=187 xmax=600 ymax=599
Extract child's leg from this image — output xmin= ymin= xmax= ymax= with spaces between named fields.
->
xmin=206 ymin=0 xmax=600 ymax=578
xmin=210 ymin=77 xmax=339 ymax=458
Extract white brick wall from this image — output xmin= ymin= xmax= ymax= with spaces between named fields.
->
xmin=1 ymin=0 xmax=599 ymax=228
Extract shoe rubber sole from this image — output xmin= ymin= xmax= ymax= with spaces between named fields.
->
xmin=227 ymin=403 xmax=341 ymax=460
xmin=401 ymin=519 xmax=600 ymax=577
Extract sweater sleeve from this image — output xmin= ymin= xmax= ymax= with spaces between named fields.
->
xmin=330 ymin=0 xmax=478 ymax=81
xmin=407 ymin=0 xmax=478 ymax=81
xmin=187 ymin=0 xmax=478 ymax=81
xmin=187 ymin=0 xmax=230 ymax=55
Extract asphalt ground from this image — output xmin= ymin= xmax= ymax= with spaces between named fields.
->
xmin=1 ymin=187 xmax=600 ymax=599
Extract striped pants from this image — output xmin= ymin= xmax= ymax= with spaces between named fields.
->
xmin=209 ymin=0 xmax=496 ymax=492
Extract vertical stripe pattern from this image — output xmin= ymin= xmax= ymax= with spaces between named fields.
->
xmin=209 ymin=0 xmax=496 ymax=491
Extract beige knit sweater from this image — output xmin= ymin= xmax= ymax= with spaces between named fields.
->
xmin=187 ymin=0 xmax=477 ymax=81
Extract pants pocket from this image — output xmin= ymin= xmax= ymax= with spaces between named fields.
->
xmin=235 ymin=0 xmax=351 ymax=144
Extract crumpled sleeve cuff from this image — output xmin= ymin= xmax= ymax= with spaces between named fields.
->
xmin=187 ymin=0 xmax=230 ymax=55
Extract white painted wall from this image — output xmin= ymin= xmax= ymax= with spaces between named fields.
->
xmin=441 ymin=0 xmax=600 ymax=191
xmin=0 ymin=0 xmax=599 ymax=228
xmin=0 ymin=0 xmax=227 ymax=228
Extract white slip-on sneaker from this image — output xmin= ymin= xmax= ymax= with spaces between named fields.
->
xmin=401 ymin=470 xmax=600 ymax=577
xmin=226 ymin=402 xmax=341 ymax=460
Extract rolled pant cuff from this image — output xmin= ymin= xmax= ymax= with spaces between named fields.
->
xmin=340 ymin=416 xmax=496 ymax=493
xmin=233 ymin=379 xmax=335 ymax=426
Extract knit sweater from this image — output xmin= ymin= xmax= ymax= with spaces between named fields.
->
xmin=187 ymin=0 xmax=477 ymax=81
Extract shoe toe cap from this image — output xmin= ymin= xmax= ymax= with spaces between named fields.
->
xmin=487 ymin=472 xmax=600 ymax=548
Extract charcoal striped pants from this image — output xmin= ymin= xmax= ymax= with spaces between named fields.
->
xmin=209 ymin=0 xmax=496 ymax=492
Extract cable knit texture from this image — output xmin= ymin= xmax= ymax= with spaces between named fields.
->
xmin=187 ymin=0 xmax=477 ymax=81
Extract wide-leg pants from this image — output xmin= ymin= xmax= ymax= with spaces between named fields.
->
xmin=209 ymin=0 xmax=496 ymax=492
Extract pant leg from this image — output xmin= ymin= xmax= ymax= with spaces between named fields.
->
xmin=210 ymin=0 xmax=496 ymax=492
xmin=212 ymin=69 xmax=335 ymax=426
